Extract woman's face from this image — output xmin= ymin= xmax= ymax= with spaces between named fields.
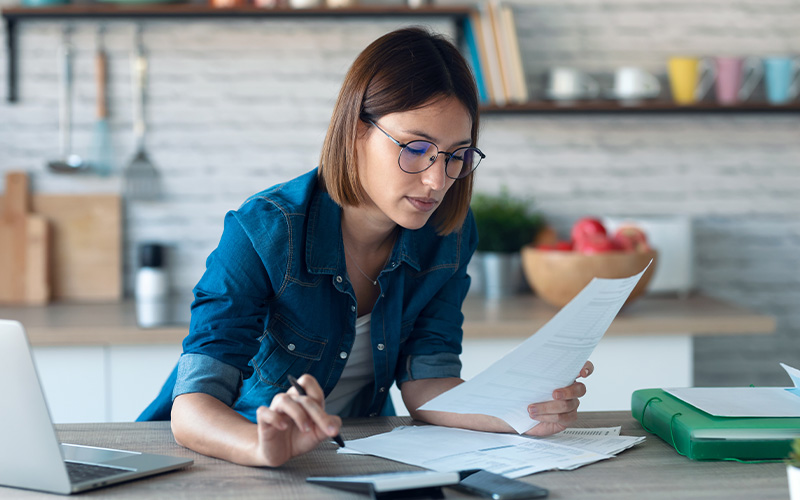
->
xmin=355 ymin=96 xmax=473 ymax=231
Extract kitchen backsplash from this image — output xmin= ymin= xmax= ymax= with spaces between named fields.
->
xmin=0 ymin=0 xmax=798 ymax=388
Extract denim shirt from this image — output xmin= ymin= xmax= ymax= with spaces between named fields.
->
xmin=162 ymin=168 xmax=477 ymax=422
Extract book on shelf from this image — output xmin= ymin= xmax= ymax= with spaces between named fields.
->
xmin=500 ymin=3 xmax=528 ymax=103
xmin=465 ymin=1 xmax=528 ymax=107
xmin=486 ymin=0 xmax=513 ymax=104
xmin=476 ymin=2 xmax=506 ymax=106
xmin=463 ymin=12 xmax=489 ymax=104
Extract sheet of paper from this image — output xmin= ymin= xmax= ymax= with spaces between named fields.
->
xmin=340 ymin=425 xmax=614 ymax=478
xmin=420 ymin=264 xmax=650 ymax=433
xmin=665 ymin=387 xmax=800 ymax=417
xmin=541 ymin=427 xmax=645 ymax=457
xmin=666 ymin=363 xmax=800 ymax=417
xmin=781 ymin=363 xmax=800 ymax=396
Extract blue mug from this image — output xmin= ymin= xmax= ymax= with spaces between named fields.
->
xmin=764 ymin=56 xmax=800 ymax=104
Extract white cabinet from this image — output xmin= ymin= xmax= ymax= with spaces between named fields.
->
xmin=32 ymin=346 xmax=107 ymax=423
xmin=108 ymin=346 xmax=183 ymax=422
xmin=31 ymin=345 xmax=182 ymax=424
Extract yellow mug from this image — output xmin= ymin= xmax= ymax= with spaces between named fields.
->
xmin=668 ymin=57 xmax=716 ymax=105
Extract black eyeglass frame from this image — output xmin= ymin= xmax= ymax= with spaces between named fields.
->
xmin=368 ymin=120 xmax=485 ymax=180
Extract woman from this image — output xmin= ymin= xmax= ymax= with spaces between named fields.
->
xmin=142 ymin=27 xmax=592 ymax=467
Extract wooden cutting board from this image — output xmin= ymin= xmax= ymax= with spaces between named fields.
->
xmin=35 ymin=194 xmax=122 ymax=302
xmin=0 ymin=172 xmax=50 ymax=305
xmin=1 ymin=179 xmax=121 ymax=302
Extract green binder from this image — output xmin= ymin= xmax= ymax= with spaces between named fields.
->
xmin=631 ymin=388 xmax=800 ymax=461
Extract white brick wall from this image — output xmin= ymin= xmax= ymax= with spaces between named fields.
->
xmin=1 ymin=0 xmax=799 ymax=387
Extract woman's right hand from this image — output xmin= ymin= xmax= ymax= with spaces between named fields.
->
xmin=254 ymin=374 xmax=342 ymax=467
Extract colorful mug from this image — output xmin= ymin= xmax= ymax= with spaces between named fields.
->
xmin=714 ymin=56 xmax=762 ymax=105
xmin=764 ymin=56 xmax=800 ymax=105
xmin=668 ymin=56 xmax=716 ymax=105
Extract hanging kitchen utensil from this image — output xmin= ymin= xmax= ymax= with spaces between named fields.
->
xmin=123 ymin=25 xmax=161 ymax=201
xmin=48 ymin=26 xmax=88 ymax=174
xmin=89 ymin=25 xmax=113 ymax=176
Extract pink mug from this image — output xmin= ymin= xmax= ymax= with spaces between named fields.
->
xmin=715 ymin=56 xmax=762 ymax=105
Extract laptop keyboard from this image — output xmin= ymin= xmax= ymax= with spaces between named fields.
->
xmin=66 ymin=461 xmax=128 ymax=483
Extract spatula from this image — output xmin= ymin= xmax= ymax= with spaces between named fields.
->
xmin=123 ymin=27 xmax=160 ymax=201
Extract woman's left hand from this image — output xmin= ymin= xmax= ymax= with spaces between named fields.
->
xmin=523 ymin=361 xmax=594 ymax=437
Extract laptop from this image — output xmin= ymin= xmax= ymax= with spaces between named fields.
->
xmin=0 ymin=319 xmax=193 ymax=495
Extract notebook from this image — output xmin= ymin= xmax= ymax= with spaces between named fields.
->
xmin=0 ymin=319 xmax=193 ymax=495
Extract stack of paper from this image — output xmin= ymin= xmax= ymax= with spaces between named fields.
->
xmin=341 ymin=426 xmax=644 ymax=478
xmin=340 ymin=263 xmax=651 ymax=477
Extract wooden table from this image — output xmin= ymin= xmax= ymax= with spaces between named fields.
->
xmin=0 ymin=412 xmax=788 ymax=499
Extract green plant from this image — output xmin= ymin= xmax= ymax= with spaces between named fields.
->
xmin=787 ymin=438 xmax=800 ymax=467
xmin=471 ymin=189 xmax=543 ymax=253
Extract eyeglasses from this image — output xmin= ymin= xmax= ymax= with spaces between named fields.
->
xmin=369 ymin=120 xmax=485 ymax=180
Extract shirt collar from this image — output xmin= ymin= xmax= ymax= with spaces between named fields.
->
xmin=305 ymin=187 xmax=423 ymax=275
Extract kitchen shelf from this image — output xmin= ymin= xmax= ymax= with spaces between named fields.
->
xmin=1 ymin=4 xmax=473 ymax=103
xmin=480 ymin=100 xmax=800 ymax=114
xmin=5 ymin=4 xmax=799 ymax=115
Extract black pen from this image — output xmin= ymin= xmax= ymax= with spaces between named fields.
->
xmin=286 ymin=374 xmax=345 ymax=448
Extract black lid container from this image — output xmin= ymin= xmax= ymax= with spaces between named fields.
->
xmin=139 ymin=243 xmax=165 ymax=268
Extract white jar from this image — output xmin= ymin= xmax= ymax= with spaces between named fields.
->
xmin=135 ymin=244 xmax=169 ymax=328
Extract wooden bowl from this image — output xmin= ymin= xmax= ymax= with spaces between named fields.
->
xmin=521 ymin=246 xmax=658 ymax=308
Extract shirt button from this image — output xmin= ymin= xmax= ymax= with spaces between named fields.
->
xmin=377 ymin=343 xmax=385 ymax=351
xmin=287 ymin=343 xmax=296 ymax=351
xmin=336 ymin=275 xmax=343 ymax=283
xmin=379 ymin=387 xmax=386 ymax=393
xmin=351 ymin=305 xmax=356 ymax=312
xmin=340 ymin=351 xmax=348 ymax=359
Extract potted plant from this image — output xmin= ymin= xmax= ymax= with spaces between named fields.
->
xmin=787 ymin=438 xmax=800 ymax=499
xmin=470 ymin=189 xmax=543 ymax=299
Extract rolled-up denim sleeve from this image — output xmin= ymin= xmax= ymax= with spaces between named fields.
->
xmin=395 ymin=212 xmax=478 ymax=386
xmin=172 ymin=353 xmax=242 ymax=406
xmin=398 ymin=352 xmax=463 ymax=385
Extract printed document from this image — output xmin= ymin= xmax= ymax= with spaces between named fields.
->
xmin=420 ymin=264 xmax=650 ymax=433
xmin=340 ymin=426 xmax=644 ymax=478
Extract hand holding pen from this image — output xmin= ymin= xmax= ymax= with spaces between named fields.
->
xmin=253 ymin=373 xmax=344 ymax=467
xmin=287 ymin=374 xmax=346 ymax=448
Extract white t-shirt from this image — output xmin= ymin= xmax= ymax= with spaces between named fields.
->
xmin=325 ymin=313 xmax=376 ymax=416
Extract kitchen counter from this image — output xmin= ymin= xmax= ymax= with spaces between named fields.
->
xmin=1 ymin=293 xmax=777 ymax=421
xmin=0 ymin=293 xmax=775 ymax=347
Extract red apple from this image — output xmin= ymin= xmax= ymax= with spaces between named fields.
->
xmin=536 ymin=240 xmax=573 ymax=251
xmin=571 ymin=217 xmax=607 ymax=246
xmin=554 ymin=240 xmax=573 ymax=251
xmin=612 ymin=226 xmax=651 ymax=252
xmin=574 ymin=234 xmax=615 ymax=254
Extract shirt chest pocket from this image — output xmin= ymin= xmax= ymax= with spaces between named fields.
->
xmin=251 ymin=314 xmax=327 ymax=387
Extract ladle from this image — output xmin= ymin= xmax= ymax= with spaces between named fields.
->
xmin=48 ymin=27 xmax=88 ymax=174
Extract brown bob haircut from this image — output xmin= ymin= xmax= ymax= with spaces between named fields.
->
xmin=318 ymin=27 xmax=480 ymax=236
